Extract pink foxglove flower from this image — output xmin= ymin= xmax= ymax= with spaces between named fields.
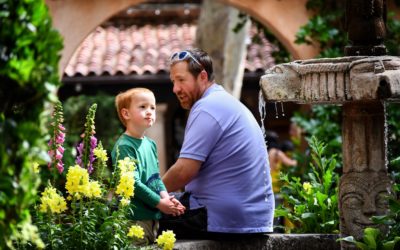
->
xmin=75 ymin=104 xmax=98 ymax=174
xmin=48 ymin=101 xmax=66 ymax=174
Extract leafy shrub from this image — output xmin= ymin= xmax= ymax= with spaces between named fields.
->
xmin=275 ymin=136 xmax=339 ymax=233
xmin=0 ymin=0 xmax=63 ymax=248
xmin=340 ymin=227 xmax=400 ymax=250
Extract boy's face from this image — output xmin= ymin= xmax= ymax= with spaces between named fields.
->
xmin=123 ymin=92 xmax=156 ymax=129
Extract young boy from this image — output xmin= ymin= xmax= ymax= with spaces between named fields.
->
xmin=111 ymin=87 xmax=185 ymax=244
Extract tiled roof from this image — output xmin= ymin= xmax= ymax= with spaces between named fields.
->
xmin=64 ymin=23 xmax=276 ymax=77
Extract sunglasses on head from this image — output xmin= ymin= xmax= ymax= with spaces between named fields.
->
xmin=170 ymin=50 xmax=202 ymax=67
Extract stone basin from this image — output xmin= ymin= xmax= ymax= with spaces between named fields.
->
xmin=260 ymin=56 xmax=400 ymax=104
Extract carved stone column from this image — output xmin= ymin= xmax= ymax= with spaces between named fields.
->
xmin=340 ymin=1 xmax=391 ymax=248
xmin=260 ymin=55 xmax=400 ymax=249
xmin=339 ymin=101 xmax=391 ymax=248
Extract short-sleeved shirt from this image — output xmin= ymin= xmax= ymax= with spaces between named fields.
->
xmin=111 ymin=134 xmax=166 ymax=220
xmin=180 ymin=84 xmax=275 ymax=233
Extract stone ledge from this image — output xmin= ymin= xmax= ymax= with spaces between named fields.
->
xmin=174 ymin=234 xmax=340 ymax=250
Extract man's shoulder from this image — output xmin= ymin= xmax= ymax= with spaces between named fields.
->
xmin=197 ymin=89 xmax=234 ymax=109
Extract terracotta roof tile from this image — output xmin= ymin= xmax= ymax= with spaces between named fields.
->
xmin=64 ymin=23 xmax=276 ymax=77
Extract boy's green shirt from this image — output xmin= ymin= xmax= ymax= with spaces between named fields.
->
xmin=111 ymin=133 xmax=166 ymax=220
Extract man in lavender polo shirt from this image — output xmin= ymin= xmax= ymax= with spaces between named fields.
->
xmin=160 ymin=48 xmax=274 ymax=239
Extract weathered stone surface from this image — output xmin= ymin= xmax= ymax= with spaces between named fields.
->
xmin=339 ymin=102 xmax=392 ymax=247
xmin=339 ymin=172 xmax=391 ymax=240
xmin=260 ymin=56 xmax=400 ymax=103
xmin=173 ymin=234 xmax=340 ymax=250
xmin=260 ymin=59 xmax=396 ymax=249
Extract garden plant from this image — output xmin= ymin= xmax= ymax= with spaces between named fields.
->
xmin=275 ymin=136 xmax=339 ymax=234
xmin=34 ymin=103 xmax=176 ymax=250
xmin=0 ymin=0 xmax=63 ymax=248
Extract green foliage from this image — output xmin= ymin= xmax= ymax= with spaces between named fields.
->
xmin=275 ymin=136 xmax=339 ymax=233
xmin=0 ymin=0 xmax=63 ymax=248
xmin=385 ymin=12 xmax=400 ymax=56
xmin=295 ymin=0 xmax=345 ymax=58
xmin=340 ymin=227 xmax=400 ymax=250
xmin=387 ymin=103 xmax=400 ymax=166
xmin=0 ymin=0 xmax=62 ymax=89
xmin=292 ymin=105 xmax=342 ymax=168
xmin=296 ymin=0 xmax=400 ymax=58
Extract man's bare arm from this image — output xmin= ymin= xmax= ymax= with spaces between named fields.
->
xmin=162 ymin=158 xmax=202 ymax=192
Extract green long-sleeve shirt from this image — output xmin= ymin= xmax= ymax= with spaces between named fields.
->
xmin=111 ymin=133 xmax=166 ymax=220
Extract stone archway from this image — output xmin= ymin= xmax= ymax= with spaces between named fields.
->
xmin=46 ymin=0 xmax=319 ymax=74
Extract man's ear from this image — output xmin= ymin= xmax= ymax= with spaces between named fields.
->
xmin=199 ymin=70 xmax=208 ymax=81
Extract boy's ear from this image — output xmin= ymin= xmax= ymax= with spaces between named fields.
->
xmin=121 ymin=108 xmax=130 ymax=120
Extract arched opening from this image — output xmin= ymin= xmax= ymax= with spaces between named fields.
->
xmin=47 ymin=0 xmax=319 ymax=172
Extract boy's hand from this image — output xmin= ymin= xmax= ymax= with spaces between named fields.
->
xmin=156 ymin=197 xmax=185 ymax=216
xmin=170 ymin=196 xmax=186 ymax=213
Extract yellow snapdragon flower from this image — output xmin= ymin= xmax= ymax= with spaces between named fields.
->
xmin=33 ymin=162 xmax=40 ymax=173
xmin=66 ymin=165 xmax=103 ymax=199
xmin=120 ymin=198 xmax=130 ymax=207
xmin=94 ymin=147 xmax=108 ymax=162
xmin=303 ymin=182 xmax=312 ymax=194
xmin=156 ymin=230 xmax=176 ymax=250
xmin=39 ymin=186 xmax=67 ymax=214
xmin=127 ymin=225 xmax=144 ymax=239
xmin=86 ymin=181 xmax=102 ymax=198
xmin=117 ymin=157 xmax=136 ymax=174
xmin=115 ymin=172 xmax=134 ymax=199
xmin=65 ymin=165 xmax=90 ymax=198
xmin=19 ymin=221 xmax=45 ymax=249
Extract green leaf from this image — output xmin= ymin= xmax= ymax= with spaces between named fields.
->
xmin=339 ymin=235 xmax=357 ymax=244
xmin=301 ymin=212 xmax=316 ymax=220
xmin=316 ymin=191 xmax=328 ymax=207
xmin=388 ymin=198 xmax=400 ymax=213
xmin=295 ymin=204 xmax=307 ymax=214
xmin=382 ymin=237 xmax=400 ymax=250
xmin=274 ymin=208 xmax=289 ymax=217
xmin=340 ymin=236 xmax=371 ymax=250
xmin=355 ymin=241 xmax=371 ymax=250
xmin=9 ymin=58 xmax=35 ymax=83
xmin=363 ymin=227 xmax=380 ymax=249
